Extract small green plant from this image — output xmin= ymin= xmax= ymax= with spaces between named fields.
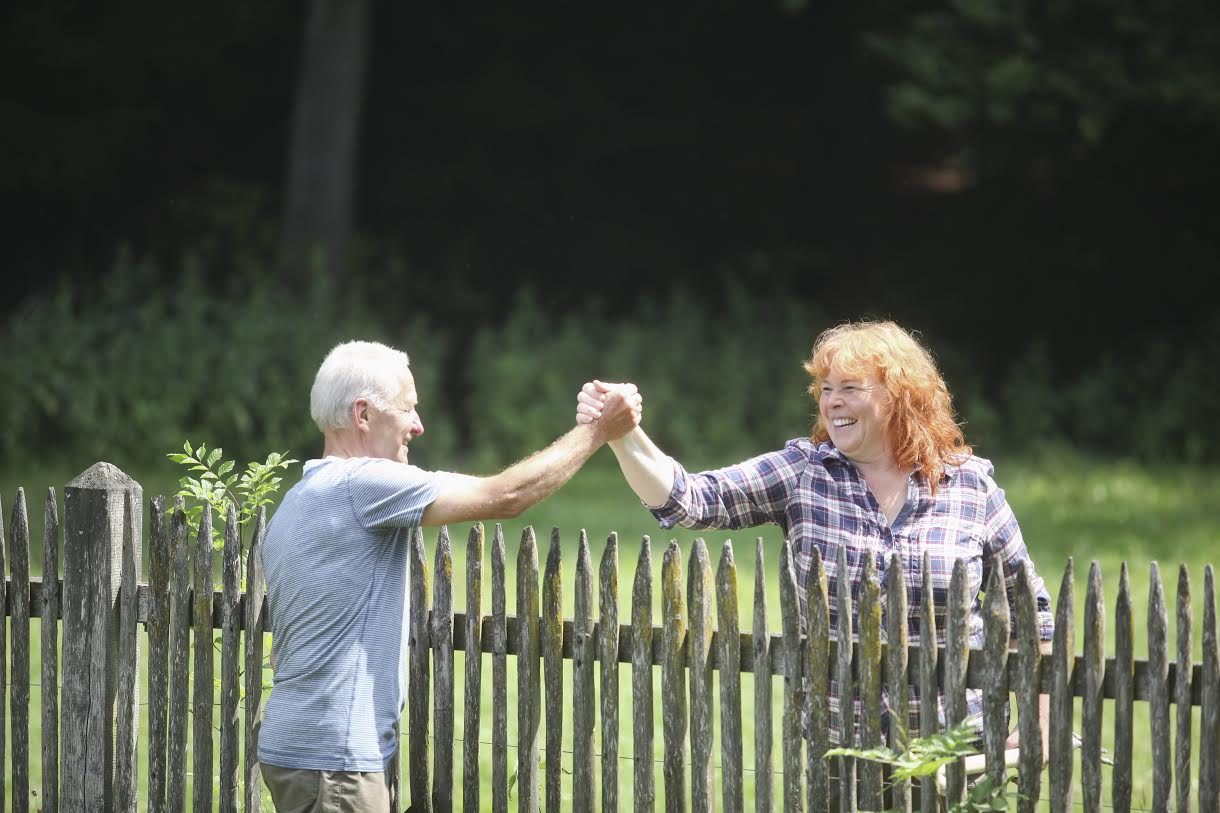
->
xmin=825 ymin=722 xmax=1023 ymax=813
xmin=167 ymin=439 xmax=298 ymax=552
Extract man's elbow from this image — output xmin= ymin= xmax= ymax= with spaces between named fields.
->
xmin=491 ymin=489 xmax=530 ymax=519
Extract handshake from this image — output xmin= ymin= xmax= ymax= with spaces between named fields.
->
xmin=575 ymin=379 xmax=643 ymax=443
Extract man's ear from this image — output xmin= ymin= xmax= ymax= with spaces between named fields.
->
xmin=352 ymin=398 xmax=372 ymax=431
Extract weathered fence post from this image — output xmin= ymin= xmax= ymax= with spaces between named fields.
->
xmin=433 ymin=526 xmax=455 ymax=813
xmin=409 ymin=527 xmax=433 ymax=813
xmin=491 ymin=524 xmax=508 ymax=813
xmin=244 ymin=508 xmax=268 ymax=813
xmin=600 ymin=532 xmax=621 ymax=813
xmin=886 ymin=552 xmax=910 ymax=813
xmin=754 ymin=539 xmax=773 ymax=813
xmin=114 ymin=491 xmax=140 ymax=813
xmin=147 ymin=496 xmax=171 ymax=813
xmin=463 ymin=523 xmax=485 ymax=813
xmin=517 ymin=527 xmax=542 ymax=813
xmin=688 ymin=539 xmax=715 ymax=813
xmin=1113 ymin=563 xmax=1134 ymax=813
xmin=715 ymin=541 xmax=743 ymax=813
xmin=632 ymin=537 xmax=655 ymax=813
xmin=10 ymin=489 xmax=33 ymax=813
xmin=780 ymin=539 xmax=804 ymax=813
xmin=856 ymin=551 xmax=882 ymax=813
xmin=218 ymin=503 xmax=242 ymax=813
xmin=661 ymin=540 xmax=688 ymax=813
xmin=1176 ymin=565 xmax=1193 ymax=813
xmin=572 ymin=531 xmax=597 ymax=812
xmin=60 ymin=462 xmax=143 ymax=813
xmin=192 ymin=508 xmax=215 ymax=813
xmin=42 ymin=488 xmax=63 ymax=813
xmin=1200 ymin=566 xmax=1219 ymax=813
xmin=807 ymin=547 xmax=831 ymax=813
xmin=1015 ymin=560 xmax=1045 ymax=813
xmin=1049 ymin=559 xmax=1076 ymax=813
xmin=835 ymin=544 xmax=856 ymax=813
xmin=542 ymin=529 xmax=564 ymax=813
xmin=1148 ymin=562 xmax=1170 ymax=813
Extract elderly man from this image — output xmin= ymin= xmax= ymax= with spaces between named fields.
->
xmin=258 ymin=340 xmax=641 ymax=812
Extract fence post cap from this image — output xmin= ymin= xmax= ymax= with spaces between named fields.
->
xmin=66 ymin=461 xmax=140 ymax=491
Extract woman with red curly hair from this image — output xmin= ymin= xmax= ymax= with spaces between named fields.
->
xmin=578 ymin=319 xmax=1055 ymax=804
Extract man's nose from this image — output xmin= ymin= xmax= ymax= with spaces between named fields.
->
xmin=412 ymin=413 xmax=425 ymax=437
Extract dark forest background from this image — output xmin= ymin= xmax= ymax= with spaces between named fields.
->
xmin=3 ymin=0 xmax=1219 ymax=472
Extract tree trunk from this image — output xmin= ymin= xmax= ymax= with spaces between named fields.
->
xmin=279 ymin=0 xmax=370 ymax=284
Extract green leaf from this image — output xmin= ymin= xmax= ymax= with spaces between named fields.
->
xmin=218 ymin=459 xmax=236 ymax=477
xmin=207 ymin=447 xmax=223 ymax=467
xmin=184 ymin=440 xmax=194 ymax=455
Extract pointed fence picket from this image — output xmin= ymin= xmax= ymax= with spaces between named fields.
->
xmin=2 ymin=463 xmax=1219 ymax=813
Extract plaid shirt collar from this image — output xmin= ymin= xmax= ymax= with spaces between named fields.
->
xmin=816 ymin=439 xmax=961 ymax=489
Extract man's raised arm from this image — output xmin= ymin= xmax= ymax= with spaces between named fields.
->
xmin=420 ymin=383 xmax=642 ymax=526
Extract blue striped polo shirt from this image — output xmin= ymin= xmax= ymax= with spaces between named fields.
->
xmin=258 ymin=456 xmax=443 ymax=771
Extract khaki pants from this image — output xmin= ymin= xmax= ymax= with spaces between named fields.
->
xmin=262 ymin=763 xmax=392 ymax=813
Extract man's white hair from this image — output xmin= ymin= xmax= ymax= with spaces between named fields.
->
xmin=310 ymin=340 xmax=412 ymax=431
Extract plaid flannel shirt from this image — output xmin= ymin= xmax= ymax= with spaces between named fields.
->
xmin=650 ymin=437 xmax=1055 ymax=746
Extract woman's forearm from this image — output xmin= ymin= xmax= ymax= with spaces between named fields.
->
xmin=607 ymin=426 xmax=677 ymax=508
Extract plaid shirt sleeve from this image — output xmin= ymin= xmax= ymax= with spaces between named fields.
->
xmin=649 ymin=440 xmax=808 ymax=531
xmin=978 ymin=462 xmax=1056 ymax=641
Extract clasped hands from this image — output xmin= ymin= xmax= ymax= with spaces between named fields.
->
xmin=577 ymin=379 xmax=642 ymax=442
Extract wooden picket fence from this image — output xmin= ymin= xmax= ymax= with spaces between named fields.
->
xmin=408 ymin=524 xmax=1220 ymax=813
xmin=2 ymin=461 xmax=1219 ymax=813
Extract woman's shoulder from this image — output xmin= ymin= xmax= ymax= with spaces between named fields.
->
xmin=774 ymin=437 xmax=846 ymax=470
xmin=781 ymin=436 xmax=831 ymax=458
xmin=944 ymin=453 xmax=998 ymax=484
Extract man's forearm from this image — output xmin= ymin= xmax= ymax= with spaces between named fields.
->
xmin=494 ymin=424 xmax=605 ymax=514
xmin=607 ymin=427 xmax=676 ymax=508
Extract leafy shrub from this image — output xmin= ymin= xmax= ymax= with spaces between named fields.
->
xmin=2 ymin=215 xmax=1217 ymax=470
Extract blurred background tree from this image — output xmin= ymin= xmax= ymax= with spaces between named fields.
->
xmin=279 ymin=0 xmax=370 ymax=285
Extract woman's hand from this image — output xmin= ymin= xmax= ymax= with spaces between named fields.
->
xmin=577 ymin=380 xmax=641 ymax=427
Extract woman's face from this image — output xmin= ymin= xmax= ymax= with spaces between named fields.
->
xmin=819 ymin=371 xmax=893 ymax=465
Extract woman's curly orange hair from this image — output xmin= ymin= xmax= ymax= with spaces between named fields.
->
xmin=804 ymin=320 xmax=970 ymax=492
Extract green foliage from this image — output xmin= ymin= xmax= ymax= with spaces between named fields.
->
xmin=467 ymin=276 xmax=822 ymax=469
xmin=863 ymin=0 xmax=1220 ymax=158
xmin=826 ymin=722 xmax=1022 ymax=813
xmin=2 ymin=193 xmax=1218 ymax=472
xmin=977 ymin=316 xmax=1220 ymax=463
xmin=826 ymin=721 xmax=981 ymax=783
xmin=0 ymin=206 xmax=458 ymax=471
xmin=167 ymin=439 xmax=298 ymax=550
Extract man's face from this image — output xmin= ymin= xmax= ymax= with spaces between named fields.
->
xmin=365 ymin=372 xmax=425 ymax=464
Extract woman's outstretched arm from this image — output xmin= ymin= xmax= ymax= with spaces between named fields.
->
xmin=577 ymin=380 xmax=675 ymax=507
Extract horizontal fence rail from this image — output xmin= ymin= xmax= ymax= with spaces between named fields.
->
xmin=1 ymin=463 xmax=1218 ymax=813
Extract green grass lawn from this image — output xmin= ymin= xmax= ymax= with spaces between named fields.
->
xmin=4 ymin=449 xmax=1219 ymax=811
